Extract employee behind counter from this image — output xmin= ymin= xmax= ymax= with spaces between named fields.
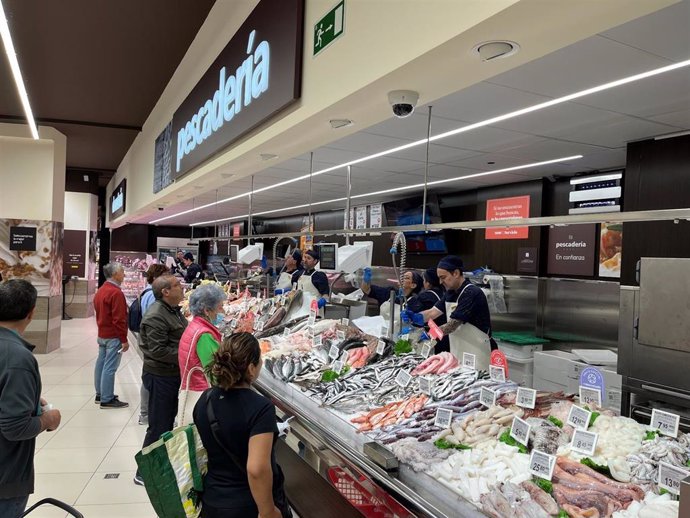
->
xmin=402 ymin=255 xmax=495 ymax=364
xmin=363 ymin=268 xmax=449 ymax=352
xmin=292 ymin=249 xmax=329 ymax=308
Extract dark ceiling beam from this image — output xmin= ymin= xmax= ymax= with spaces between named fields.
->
xmin=0 ymin=114 xmax=141 ymax=131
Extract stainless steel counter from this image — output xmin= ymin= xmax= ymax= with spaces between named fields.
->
xmin=254 ymin=373 xmax=485 ymax=518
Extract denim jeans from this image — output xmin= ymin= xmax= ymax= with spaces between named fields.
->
xmin=94 ymin=337 xmax=122 ymax=403
xmin=0 ymin=495 xmax=29 ymax=518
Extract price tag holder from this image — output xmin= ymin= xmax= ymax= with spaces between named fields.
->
xmin=341 ymin=318 xmax=349 ymax=326
xmin=420 ymin=343 xmax=432 ymax=358
xmin=329 ymin=344 xmax=340 ymax=361
xmin=400 ymin=333 xmax=410 ymax=341
xmin=434 ymin=408 xmax=453 ymax=429
xmin=376 ymin=340 xmax=386 ymax=355
xmin=651 ymin=409 xmax=680 ymax=438
xmin=283 ymin=328 xmax=290 ymax=338
xmin=658 ymin=461 xmax=689 ymax=495
xmin=489 ymin=365 xmax=506 ymax=383
xmin=230 ymin=318 xmax=238 ymax=329
xmin=336 ymin=330 xmax=346 ymax=341
xmin=419 ymin=376 xmax=433 ymax=396
xmin=529 ymin=450 xmax=556 ymax=480
xmin=308 ymin=315 xmax=316 ymax=326
xmin=567 ymin=405 xmax=593 ymax=431
xmin=510 ymin=416 xmax=531 ymax=446
xmin=332 ymin=359 xmax=345 ymax=375
xmin=579 ymin=386 xmax=602 ymax=407
xmin=312 ymin=335 xmax=323 ymax=347
xmin=462 ymin=352 xmax=476 ymax=370
xmin=255 ymin=320 xmax=265 ymax=332
xmin=395 ymin=369 xmax=412 ymax=388
xmin=516 ymin=387 xmax=537 ymax=409
xmin=479 ymin=387 xmax=497 ymax=408
xmin=571 ymin=429 xmax=598 ymax=456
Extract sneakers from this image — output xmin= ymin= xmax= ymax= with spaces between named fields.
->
xmin=94 ymin=394 xmax=118 ymax=404
xmin=133 ymin=474 xmax=145 ymax=486
xmin=138 ymin=415 xmax=148 ymax=426
xmin=100 ymin=397 xmax=129 ymax=409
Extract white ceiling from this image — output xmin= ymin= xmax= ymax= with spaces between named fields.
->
xmin=140 ymin=0 xmax=690 ymax=228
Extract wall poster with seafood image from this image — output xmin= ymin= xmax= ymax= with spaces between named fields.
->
xmin=0 ymin=219 xmax=64 ymax=296
xmin=599 ymin=222 xmax=622 ymax=278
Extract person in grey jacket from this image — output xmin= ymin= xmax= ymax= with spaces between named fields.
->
xmin=134 ymin=274 xmax=187 ymax=486
xmin=0 ymin=280 xmax=61 ymax=517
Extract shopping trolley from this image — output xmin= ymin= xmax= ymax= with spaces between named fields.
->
xmin=22 ymin=498 xmax=84 ymax=517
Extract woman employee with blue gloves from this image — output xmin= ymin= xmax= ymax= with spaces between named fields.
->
xmin=293 ymin=249 xmax=330 ymax=308
xmin=402 ymin=255 xmax=495 ymax=364
xmin=274 ymin=250 xmax=303 ymax=293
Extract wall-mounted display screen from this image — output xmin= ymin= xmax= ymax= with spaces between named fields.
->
xmin=384 ymin=197 xmax=447 ymax=253
xmin=317 ymin=243 xmax=337 ymax=270
xmin=110 ymin=179 xmax=127 ymax=219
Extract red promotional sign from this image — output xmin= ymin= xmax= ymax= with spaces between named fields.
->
xmin=485 ymin=195 xmax=530 ymax=240
xmin=232 ymin=223 xmax=241 ymax=238
xmin=428 ymin=319 xmax=444 ymax=341
xmin=490 ymin=350 xmax=510 ymax=378
xmin=310 ymin=299 xmax=318 ymax=313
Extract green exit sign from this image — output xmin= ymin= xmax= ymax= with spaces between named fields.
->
xmin=313 ymin=1 xmax=345 ymax=56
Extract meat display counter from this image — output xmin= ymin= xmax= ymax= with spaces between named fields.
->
xmin=254 ymin=372 xmax=484 ymax=518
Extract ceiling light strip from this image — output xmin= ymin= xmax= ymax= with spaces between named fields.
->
xmin=156 ymin=58 xmax=690 ymax=225
xmin=0 ymin=2 xmax=39 ymax=139
xmin=190 ymin=155 xmax=580 ymax=225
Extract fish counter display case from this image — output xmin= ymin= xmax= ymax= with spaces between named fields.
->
xmin=254 ymin=372 xmax=485 ymax=518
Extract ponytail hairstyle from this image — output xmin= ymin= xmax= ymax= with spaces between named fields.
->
xmin=207 ymin=332 xmax=261 ymax=389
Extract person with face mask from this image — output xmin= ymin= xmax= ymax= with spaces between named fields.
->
xmin=177 ymin=283 xmax=227 ymax=426
xmin=293 ymin=249 xmax=330 ymax=308
xmin=274 ymin=250 xmax=303 ymax=294
xmin=401 ymin=255 xmax=494 ymax=365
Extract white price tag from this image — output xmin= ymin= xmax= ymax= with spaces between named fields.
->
xmin=434 ymin=408 xmax=453 ymax=429
xmin=462 ymin=352 xmax=476 ymax=370
xmin=419 ymin=376 xmax=433 ymax=396
xmin=328 ymin=344 xmax=340 ymax=361
xmin=479 ymin=387 xmax=496 ymax=408
xmin=336 ymin=330 xmax=346 ymax=341
xmin=651 ymin=409 xmax=680 ymax=438
xmin=420 ymin=343 xmax=432 ymax=358
xmin=510 ymin=416 xmax=531 ymax=446
xmin=658 ymin=461 xmax=689 ymax=495
xmin=308 ymin=315 xmax=316 ymax=326
xmin=332 ymin=359 xmax=345 ymax=375
xmin=230 ymin=318 xmax=238 ymax=329
xmin=400 ymin=334 xmax=410 ymax=341
xmin=571 ymin=429 xmax=598 ymax=456
xmin=376 ymin=340 xmax=386 ymax=355
xmin=339 ymin=350 xmax=349 ymax=362
xmin=255 ymin=320 xmax=265 ymax=332
xmin=341 ymin=318 xmax=349 ymax=326
xmin=312 ymin=335 xmax=323 ymax=347
xmin=516 ymin=387 xmax=537 ymax=409
xmin=283 ymin=328 xmax=290 ymax=337
xmin=395 ymin=369 xmax=412 ymax=388
xmin=529 ymin=450 xmax=556 ymax=480
xmin=579 ymin=386 xmax=602 ymax=407
xmin=489 ymin=365 xmax=506 ymax=383
xmin=567 ymin=405 xmax=593 ymax=431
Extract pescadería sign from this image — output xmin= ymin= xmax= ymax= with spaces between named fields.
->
xmin=172 ymin=0 xmax=304 ymax=180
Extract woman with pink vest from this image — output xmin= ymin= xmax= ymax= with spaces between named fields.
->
xmin=177 ymin=283 xmax=226 ymax=425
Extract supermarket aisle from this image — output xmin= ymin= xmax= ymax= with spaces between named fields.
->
xmin=30 ymin=317 xmax=154 ymax=517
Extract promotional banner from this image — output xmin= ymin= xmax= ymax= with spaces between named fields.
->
xmin=63 ymin=230 xmax=87 ymax=278
xmin=547 ymin=225 xmax=596 ymax=276
xmin=485 ymin=195 xmax=530 ymax=240
xmin=598 ymin=223 xmax=622 ymax=278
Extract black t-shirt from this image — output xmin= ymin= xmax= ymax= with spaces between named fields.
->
xmin=434 ymin=279 xmax=492 ymax=335
xmin=193 ymin=387 xmax=284 ymax=510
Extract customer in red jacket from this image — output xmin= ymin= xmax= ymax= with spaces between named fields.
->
xmin=93 ymin=262 xmax=129 ymax=408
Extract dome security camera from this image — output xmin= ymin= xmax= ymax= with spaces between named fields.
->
xmin=388 ymin=90 xmax=419 ymax=118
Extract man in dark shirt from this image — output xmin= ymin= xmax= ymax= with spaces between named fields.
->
xmin=182 ymin=252 xmax=204 ymax=283
xmin=293 ymin=250 xmax=329 ymax=307
xmin=134 ymin=275 xmax=187 ymax=486
xmin=0 ymin=280 xmax=61 ymax=517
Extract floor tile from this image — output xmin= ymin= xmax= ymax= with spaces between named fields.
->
xmin=35 ymin=447 xmax=110 ymax=473
xmin=72 ymin=503 xmax=156 ymax=517
xmin=76 ymin=470 xmax=150 ymax=505
xmin=114 ymin=425 xmax=147 ymax=447
xmin=63 ymin=408 xmax=136 ymax=429
xmin=96 ymin=445 xmax=141 ymax=473
xmin=28 ymin=472 xmax=93 ymax=506
xmin=40 ymin=395 xmax=92 ymax=411
xmin=44 ymin=384 xmax=95 ymax=397
xmin=43 ymin=426 xmax=123 ymax=449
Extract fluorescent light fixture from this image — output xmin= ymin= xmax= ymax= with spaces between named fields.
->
xmin=0 ymin=1 xmax=38 ymax=139
xmin=156 ymin=57 xmax=690 ymax=225
xmin=191 ymin=155 xmax=581 ymax=226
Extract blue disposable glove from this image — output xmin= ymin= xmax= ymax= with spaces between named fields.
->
xmin=419 ymin=331 xmax=430 ymax=341
xmin=400 ymin=309 xmax=413 ymax=324
xmin=260 ymin=255 xmax=268 ymax=269
xmin=317 ymin=297 xmax=327 ymax=309
xmin=389 ymin=246 xmax=398 ymax=255
xmin=401 ymin=310 xmax=424 ymax=326
xmin=275 ymin=288 xmax=291 ymax=295
xmin=362 ymin=267 xmax=372 ymax=284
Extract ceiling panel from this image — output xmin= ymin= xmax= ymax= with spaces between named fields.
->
xmin=553 ymin=114 xmax=679 ymax=148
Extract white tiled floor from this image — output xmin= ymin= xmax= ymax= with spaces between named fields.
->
xmin=29 ymin=317 xmax=155 ymax=518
